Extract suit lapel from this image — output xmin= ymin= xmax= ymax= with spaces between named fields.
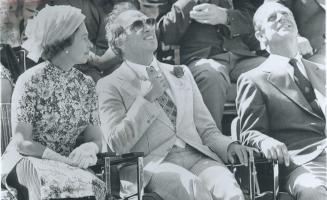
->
xmin=116 ymin=63 xmax=176 ymax=130
xmin=302 ymin=59 xmax=326 ymax=96
xmin=263 ymin=58 xmax=316 ymax=116
xmin=115 ymin=63 xmax=141 ymax=97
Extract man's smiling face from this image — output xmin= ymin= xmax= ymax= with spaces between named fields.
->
xmin=117 ymin=10 xmax=158 ymax=58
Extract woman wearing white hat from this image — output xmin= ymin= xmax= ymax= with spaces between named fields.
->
xmin=2 ymin=5 xmax=106 ymax=200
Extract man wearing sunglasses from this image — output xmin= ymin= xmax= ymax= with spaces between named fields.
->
xmin=97 ymin=9 xmax=256 ymax=200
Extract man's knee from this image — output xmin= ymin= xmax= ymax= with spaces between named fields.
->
xmin=211 ymin=180 xmax=244 ymax=200
xmin=147 ymin=168 xmax=212 ymax=200
xmin=288 ymin=173 xmax=327 ymax=200
xmin=295 ymin=185 xmax=327 ymax=200
xmin=189 ymin=59 xmax=230 ymax=86
xmin=195 ymin=161 xmax=244 ymax=200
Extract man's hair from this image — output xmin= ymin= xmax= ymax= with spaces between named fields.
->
xmin=105 ymin=2 xmax=138 ymax=58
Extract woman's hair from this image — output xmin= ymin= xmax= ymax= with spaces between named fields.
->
xmin=41 ymin=34 xmax=74 ymax=60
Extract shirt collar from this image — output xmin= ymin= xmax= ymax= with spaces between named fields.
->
xmin=269 ymin=52 xmax=302 ymax=63
xmin=269 ymin=53 xmax=307 ymax=79
xmin=125 ymin=57 xmax=159 ymax=81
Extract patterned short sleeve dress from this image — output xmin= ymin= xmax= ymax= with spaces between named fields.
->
xmin=2 ymin=61 xmax=106 ymax=200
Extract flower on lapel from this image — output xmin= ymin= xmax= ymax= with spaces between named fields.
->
xmin=171 ymin=65 xmax=184 ymax=78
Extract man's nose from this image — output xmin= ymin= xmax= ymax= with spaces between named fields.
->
xmin=143 ymin=23 xmax=155 ymax=32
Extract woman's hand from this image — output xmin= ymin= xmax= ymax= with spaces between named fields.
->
xmin=68 ymin=142 xmax=99 ymax=169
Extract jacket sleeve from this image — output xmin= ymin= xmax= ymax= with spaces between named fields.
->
xmin=186 ymin=67 xmax=233 ymax=163
xmin=96 ymin=80 xmax=161 ymax=154
xmin=222 ymin=0 xmax=257 ymax=38
xmin=236 ymin=74 xmax=271 ymax=149
xmin=157 ymin=0 xmax=197 ymax=45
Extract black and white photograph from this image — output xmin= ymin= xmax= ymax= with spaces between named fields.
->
xmin=0 ymin=0 xmax=325 ymax=199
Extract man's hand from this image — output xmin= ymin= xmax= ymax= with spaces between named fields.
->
xmin=227 ymin=143 xmax=259 ymax=166
xmin=87 ymin=51 xmax=100 ymax=66
xmin=190 ymin=3 xmax=228 ymax=25
xmin=68 ymin=142 xmax=99 ymax=169
xmin=144 ymin=66 xmax=168 ymax=102
xmin=297 ymin=36 xmax=313 ymax=56
xmin=259 ymin=137 xmax=290 ymax=166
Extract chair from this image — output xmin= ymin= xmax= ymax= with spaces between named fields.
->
xmin=94 ymin=152 xmax=144 ymax=200
xmin=230 ymin=117 xmax=294 ymax=200
xmin=1 ymin=103 xmax=11 ymax=155
xmin=0 ymin=103 xmax=161 ymax=200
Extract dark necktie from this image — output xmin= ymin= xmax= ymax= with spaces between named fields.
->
xmin=157 ymin=91 xmax=177 ymax=128
xmin=289 ymin=59 xmax=324 ymax=118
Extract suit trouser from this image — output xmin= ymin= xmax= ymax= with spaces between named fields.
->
xmin=188 ymin=53 xmax=266 ymax=129
xmin=145 ymin=145 xmax=244 ymax=200
xmin=284 ymin=150 xmax=327 ymax=200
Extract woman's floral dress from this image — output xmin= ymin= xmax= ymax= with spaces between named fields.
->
xmin=0 ymin=64 xmax=14 ymax=86
xmin=2 ymin=61 xmax=106 ymax=200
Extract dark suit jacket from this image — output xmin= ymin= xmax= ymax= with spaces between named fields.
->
xmin=236 ymin=56 xmax=326 ymax=166
xmin=158 ymin=0 xmax=260 ymax=64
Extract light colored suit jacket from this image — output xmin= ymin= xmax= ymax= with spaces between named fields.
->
xmin=236 ymin=56 xmax=326 ymax=167
xmin=96 ymin=60 xmax=233 ymax=186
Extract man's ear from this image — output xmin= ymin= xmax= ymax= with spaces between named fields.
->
xmin=114 ymin=36 xmax=126 ymax=53
xmin=115 ymin=37 xmax=124 ymax=49
xmin=255 ymin=30 xmax=267 ymax=50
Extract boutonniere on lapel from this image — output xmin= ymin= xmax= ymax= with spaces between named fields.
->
xmin=170 ymin=65 xmax=185 ymax=78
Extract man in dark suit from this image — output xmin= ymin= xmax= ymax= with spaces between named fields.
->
xmin=157 ymin=0 xmax=267 ymax=129
xmin=236 ymin=2 xmax=326 ymax=200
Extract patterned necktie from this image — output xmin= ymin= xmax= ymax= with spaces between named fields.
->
xmin=289 ymin=59 xmax=324 ymax=118
xmin=157 ymin=91 xmax=177 ymax=127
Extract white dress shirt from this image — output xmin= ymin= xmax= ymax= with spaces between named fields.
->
xmin=125 ymin=57 xmax=186 ymax=148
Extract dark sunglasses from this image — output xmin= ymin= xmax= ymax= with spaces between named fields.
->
xmin=125 ymin=18 xmax=156 ymax=33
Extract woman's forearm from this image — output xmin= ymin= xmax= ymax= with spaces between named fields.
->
xmin=16 ymin=139 xmax=46 ymax=158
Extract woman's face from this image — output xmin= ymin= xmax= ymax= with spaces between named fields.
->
xmin=66 ymin=23 xmax=92 ymax=64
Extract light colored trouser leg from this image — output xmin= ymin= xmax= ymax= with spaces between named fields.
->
xmin=285 ymin=152 xmax=327 ymax=200
xmin=191 ymin=157 xmax=244 ymax=200
xmin=145 ymin=162 xmax=213 ymax=200
xmin=147 ymin=145 xmax=243 ymax=200
xmin=16 ymin=158 xmax=41 ymax=200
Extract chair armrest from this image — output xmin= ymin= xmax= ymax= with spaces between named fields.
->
xmin=96 ymin=152 xmax=144 ymax=166
xmin=227 ymin=152 xmax=280 ymax=200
